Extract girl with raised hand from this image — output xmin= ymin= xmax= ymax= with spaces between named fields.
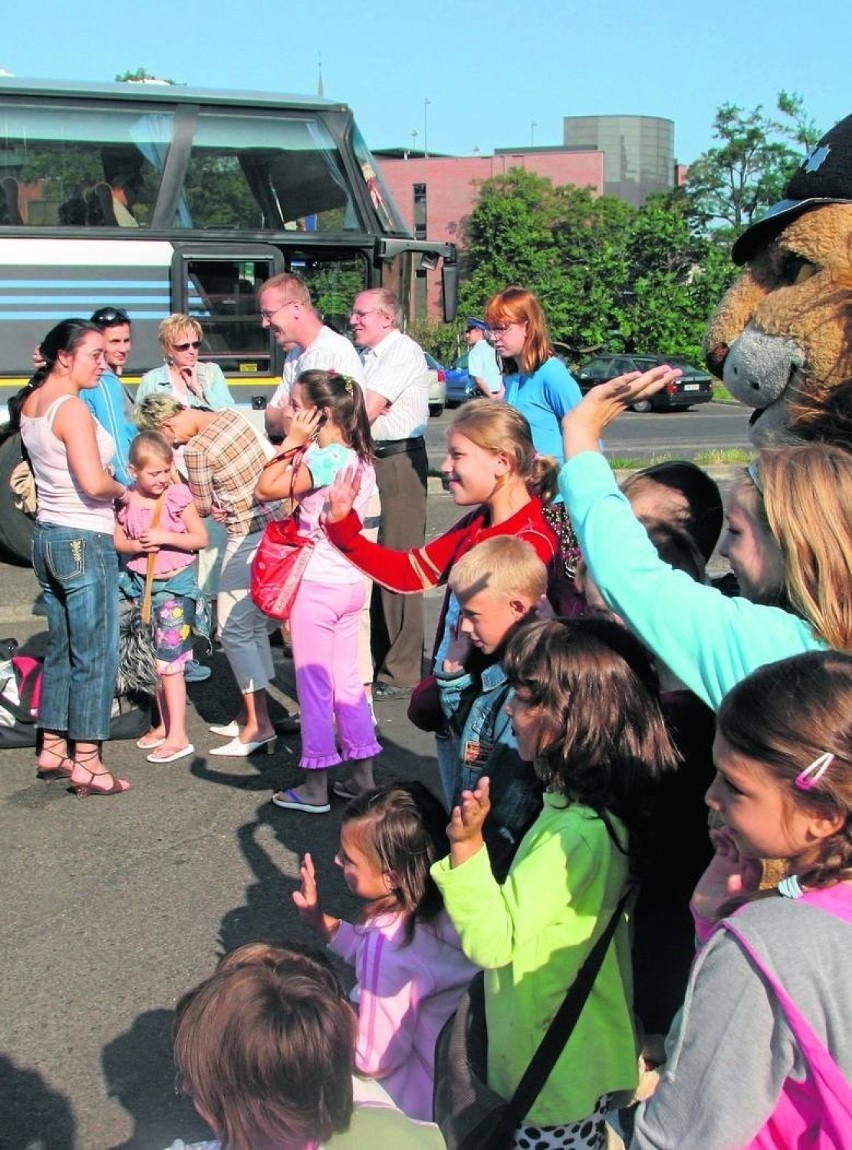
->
xmin=293 ymin=781 xmax=475 ymax=1122
xmin=560 ymin=367 xmax=852 ymax=710
xmin=632 ymin=650 xmax=852 ymax=1149
xmin=115 ymin=431 xmax=207 ymax=763
xmin=324 ymin=400 xmax=559 ymax=801
xmin=254 ymin=369 xmax=381 ymax=814
xmin=433 ymin=617 xmax=679 ymax=1150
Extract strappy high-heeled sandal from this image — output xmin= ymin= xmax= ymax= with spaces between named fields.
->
xmin=36 ymin=745 xmax=73 ymax=782
xmin=69 ymin=749 xmax=130 ymax=798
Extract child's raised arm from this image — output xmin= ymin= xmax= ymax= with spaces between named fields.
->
xmin=292 ymin=852 xmax=341 ymax=942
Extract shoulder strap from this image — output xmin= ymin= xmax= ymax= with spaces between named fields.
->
xmin=44 ymin=394 xmax=74 ymax=429
xmin=722 ymin=911 xmax=852 ymax=1118
xmin=500 ymin=886 xmax=633 ymax=1132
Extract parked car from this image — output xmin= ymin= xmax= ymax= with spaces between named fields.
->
xmin=575 ymin=354 xmax=714 ymax=412
xmin=424 ymin=352 xmax=446 ymax=417
xmin=445 ymin=352 xmax=478 ymax=407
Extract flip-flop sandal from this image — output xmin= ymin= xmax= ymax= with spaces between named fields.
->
xmin=136 ymin=733 xmax=166 ymax=750
xmin=146 ymin=744 xmax=195 ymax=764
xmin=332 ymin=780 xmax=366 ymax=801
xmin=271 ymin=789 xmax=330 ymax=814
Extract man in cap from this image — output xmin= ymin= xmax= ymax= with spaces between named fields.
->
xmin=465 ymin=318 xmax=503 ymax=399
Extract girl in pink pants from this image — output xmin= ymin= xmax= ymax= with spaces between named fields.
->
xmin=254 ymin=369 xmax=380 ymax=814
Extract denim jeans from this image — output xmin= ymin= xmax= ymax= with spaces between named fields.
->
xmin=32 ymin=523 xmax=119 ymax=742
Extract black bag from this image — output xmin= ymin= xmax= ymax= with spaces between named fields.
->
xmin=433 ymin=890 xmax=631 ymax=1150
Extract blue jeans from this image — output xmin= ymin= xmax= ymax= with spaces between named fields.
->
xmin=32 ymin=523 xmax=119 ymax=742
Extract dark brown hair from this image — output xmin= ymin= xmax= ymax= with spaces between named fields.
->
xmin=173 ymin=950 xmax=354 ymax=1150
xmin=343 ymin=781 xmax=449 ymax=942
xmin=717 ymin=651 xmax=852 ymax=895
xmin=503 ymin=617 xmax=679 ymax=868
xmin=296 ymin=368 xmax=374 ymax=462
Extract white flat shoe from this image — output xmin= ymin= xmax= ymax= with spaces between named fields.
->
xmin=209 ymin=721 xmax=241 ymax=738
xmin=209 ymin=735 xmax=276 ymax=757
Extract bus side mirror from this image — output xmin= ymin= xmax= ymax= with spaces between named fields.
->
xmin=442 ymin=260 xmax=458 ymax=323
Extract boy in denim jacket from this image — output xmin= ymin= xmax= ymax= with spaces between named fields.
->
xmin=435 ymin=536 xmax=548 ymax=880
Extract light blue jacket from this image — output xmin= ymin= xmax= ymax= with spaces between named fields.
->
xmin=136 ymin=363 xmax=235 ymax=410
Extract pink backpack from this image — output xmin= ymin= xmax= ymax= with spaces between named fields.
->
xmin=722 ymin=887 xmax=852 ymax=1149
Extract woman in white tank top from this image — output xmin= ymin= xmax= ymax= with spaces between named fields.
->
xmin=12 ymin=319 xmax=132 ymax=797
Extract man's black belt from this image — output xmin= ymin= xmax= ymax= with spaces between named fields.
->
xmin=374 ymin=436 xmax=425 ymax=459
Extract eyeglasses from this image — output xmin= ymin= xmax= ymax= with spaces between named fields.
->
xmin=260 ymin=299 xmax=299 ymax=321
xmin=173 ymin=340 xmax=202 ymax=351
xmin=350 ymin=308 xmax=383 ymax=320
xmin=91 ymin=307 xmax=130 ymax=327
xmin=488 ymin=322 xmax=519 ymax=335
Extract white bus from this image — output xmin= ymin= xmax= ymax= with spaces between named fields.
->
xmin=0 ymin=76 xmax=457 ymax=560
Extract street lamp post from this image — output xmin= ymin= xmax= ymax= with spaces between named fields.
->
xmin=424 ymin=97 xmax=431 ymax=158
xmin=531 ymin=120 xmax=537 ymax=147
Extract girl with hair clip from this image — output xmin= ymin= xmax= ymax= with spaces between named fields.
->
xmin=254 ymin=369 xmax=381 ymax=814
xmin=433 ymin=617 xmax=679 ymax=1150
xmin=632 ymin=650 xmax=852 ymax=1150
xmin=11 ymin=319 xmax=131 ymax=796
xmin=324 ymin=400 xmax=559 ymax=801
xmin=293 ymin=781 xmax=476 ymax=1123
xmin=560 ymin=368 xmax=852 ymax=711
xmin=167 ymin=941 xmax=445 ymax=1149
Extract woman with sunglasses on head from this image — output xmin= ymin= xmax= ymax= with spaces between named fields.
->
xmin=136 ymin=314 xmax=235 ymax=411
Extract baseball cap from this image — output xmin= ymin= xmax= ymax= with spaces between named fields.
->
xmin=466 ymin=318 xmax=488 ymax=331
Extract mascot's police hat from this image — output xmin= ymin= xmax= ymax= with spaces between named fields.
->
xmin=732 ymin=113 xmax=852 ymax=265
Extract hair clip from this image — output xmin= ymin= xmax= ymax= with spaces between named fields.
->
xmin=794 ymin=751 xmax=834 ymax=791
xmin=328 ymin=368 xmax=338 ymax=377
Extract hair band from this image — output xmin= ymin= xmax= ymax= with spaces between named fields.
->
xmin=794 ymin=751 xmax=834 ymax=791
xmin=777 ymin=874 xmax=804 ymax=899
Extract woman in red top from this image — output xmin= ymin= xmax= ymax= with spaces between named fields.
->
xmin=325 ymin=400 xmax=559 ymax=801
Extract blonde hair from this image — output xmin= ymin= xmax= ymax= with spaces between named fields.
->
xmin=759 ymin=443 xmax=852 ymax=651
xmin=259 ymin=272 xmax=313 ymax=307
xmin=128 ymin=430 xmax=172 ymax=468
xmin=449 ymin=400 xmax=558 ymax=505
xmin=158 ymin=313 xmax=202 ymax=354
xmin=134 ymin=393 xmax=184 ymax=431
xmin=449 ymin=536 xmax=548 ymax=603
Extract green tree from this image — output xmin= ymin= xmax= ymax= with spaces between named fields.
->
xmin=685 ymin=92 xmax=821 ymax=237
xmin=115 ymin=68 xmax=178 ymax=84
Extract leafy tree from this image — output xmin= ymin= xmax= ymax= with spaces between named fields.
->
xmin=685 ymin=92 xmax=821 ymax=236
xmin=115 ymin=68 xmax=178 ymax=84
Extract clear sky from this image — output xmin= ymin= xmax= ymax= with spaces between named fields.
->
xmin=2 ymin=0 xmax=848 ymax=164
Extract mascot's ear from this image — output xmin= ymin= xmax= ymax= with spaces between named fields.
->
xmin=732 ymin=113 xmax=852 ymax=266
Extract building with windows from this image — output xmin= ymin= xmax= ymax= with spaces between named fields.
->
xmin=562 ymin=115 xmax=675 ymax=208
xmin=375 ymin=115 xmax=679 ymax=319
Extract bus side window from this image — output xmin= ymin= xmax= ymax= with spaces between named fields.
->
xmin=0 ymin=178 xmax=23 ymax=225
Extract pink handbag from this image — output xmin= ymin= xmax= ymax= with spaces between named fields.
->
xmin=723 ymin=888 xmax=852 ymax=1149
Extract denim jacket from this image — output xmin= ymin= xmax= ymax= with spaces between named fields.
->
xmin=436 ymin=660 xmax=543 ymax=881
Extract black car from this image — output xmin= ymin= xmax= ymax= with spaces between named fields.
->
xmin=575 ymin=354 xmax=713 ymax=412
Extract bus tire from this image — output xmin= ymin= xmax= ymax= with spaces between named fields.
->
xmin=0 ymin=430 xmax=35 ymax=566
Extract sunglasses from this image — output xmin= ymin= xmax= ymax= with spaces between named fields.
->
xmin=173 ymin=340 xmax=202 ymax=351
xmin=91 ymin=307 xmax=131 ymax=327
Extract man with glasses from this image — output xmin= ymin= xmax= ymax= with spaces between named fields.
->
xmin=465 ymin=317 xmax=503 ymax=399
xmin=259 ymin=273 xmax=364 ymax=441
xmin=349 ymin=288 xmax=429 ymax=697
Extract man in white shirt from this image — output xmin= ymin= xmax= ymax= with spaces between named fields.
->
xmin=465 ymin=317 xmax=503 ymax=398
xmin=350 ymin=288 xmax=429 ymax=694
xmin=259 ymin=273 xmax=365 ymax=441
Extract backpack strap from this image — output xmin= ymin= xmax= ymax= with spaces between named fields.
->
xmin=722 ymin=906 xmax=852 ymax=1122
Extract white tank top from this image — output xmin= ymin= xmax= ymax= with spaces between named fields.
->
xmin=20 ymin=395 xmax=117 ymax=534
